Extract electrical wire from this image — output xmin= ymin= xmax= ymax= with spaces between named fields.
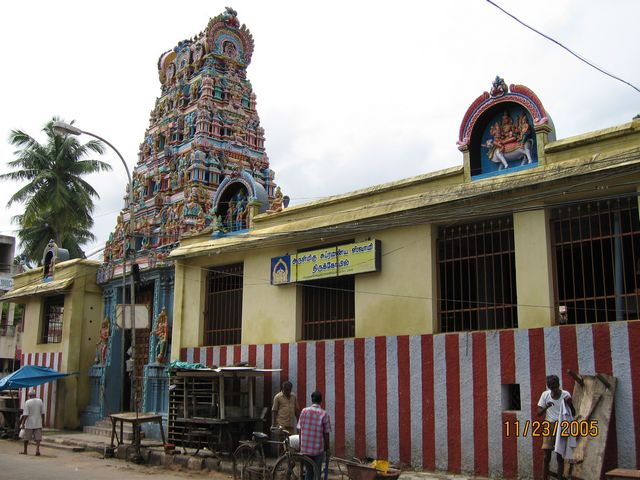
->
xmin=486 ymin=0 xmax=640 ymax=95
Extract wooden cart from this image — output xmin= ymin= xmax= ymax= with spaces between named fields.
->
xmin=168 ymin=366 xmax=274 ymax=455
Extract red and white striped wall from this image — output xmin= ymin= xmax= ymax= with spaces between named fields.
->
xmin=20 ymin=351 xmax=63 ymax=428
xmin=181 ymin=321 xmax=640 ymax=479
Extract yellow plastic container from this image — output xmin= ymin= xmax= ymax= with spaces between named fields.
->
xmin=370 ymin=460 xmax=389 ymax=474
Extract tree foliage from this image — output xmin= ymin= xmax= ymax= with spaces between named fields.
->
xmin=1 ymin=117 xmax=112 ymax=264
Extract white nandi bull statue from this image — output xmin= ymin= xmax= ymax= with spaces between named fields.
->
xmin=483 ymin=137 xmax=534 ymax=169
xmin=482 ymin=113 xmax=534 ymax=169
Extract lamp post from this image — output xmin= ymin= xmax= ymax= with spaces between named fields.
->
xmin=52 ymin=121 xmax=138 ymax=415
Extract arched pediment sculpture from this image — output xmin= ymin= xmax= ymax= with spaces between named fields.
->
xmin=205 ymin=7 xmax=255 ymax=66
xmin=457 ymin=76 xmax=556 ymax=179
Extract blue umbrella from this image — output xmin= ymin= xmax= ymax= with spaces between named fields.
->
xmin=0 ymin=365 xmax=72 ymax=391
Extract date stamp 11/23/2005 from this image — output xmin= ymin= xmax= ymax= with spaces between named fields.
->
xmin=504 ymin=420 xmax=599 ymax=438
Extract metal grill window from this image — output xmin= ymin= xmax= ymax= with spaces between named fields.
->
xmin=438 ymin=216 xmax=518 ymax=332
xmin=551 ymin=196 xmax=640 ymax=324
xmin=204 ymin=264 xmax=243 ymax=346
xmin=301 ymin=275 xmax=355 ymax=340
xmin=41 ymin=296 xmax=64 ymax=344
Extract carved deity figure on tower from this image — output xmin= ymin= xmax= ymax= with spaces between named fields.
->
xmin=95 ymin=318 xmax=110 ymax=365
xmin=153 ymin=308 xmax=170 ymax=363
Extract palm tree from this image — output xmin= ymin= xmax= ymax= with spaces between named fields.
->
xmin=13 ymin=209 xmax=96 ymax=262
xmin=1 ymin=117 xmax=112 ymax=264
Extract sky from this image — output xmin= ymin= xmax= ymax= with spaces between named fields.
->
xmin=0 ymin=0 xmax=638 ymax=260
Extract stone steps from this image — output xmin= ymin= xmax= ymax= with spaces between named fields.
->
xmin=82 ymin=418 xmax=145 ymax=441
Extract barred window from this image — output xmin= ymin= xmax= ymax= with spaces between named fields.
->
xmin=438 ymin=216 xmax=517 ymax=332
xmin=41 ymin=296 xmax=64 ymax=344
xmin=204 ymin=264 xmax=243 ymax=346
xmin=551 ymin=196 xmax=640 ymax=324
xmin=301 ymin=275 xmax=355 ymax=341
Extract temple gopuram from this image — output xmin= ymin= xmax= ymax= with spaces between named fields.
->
xmin=99 ymin=7 xmax=274 ymax=282
xmin=84 ymin=8 xmax=277 ymax=427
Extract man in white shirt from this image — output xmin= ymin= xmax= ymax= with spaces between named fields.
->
xmin=19 ymin=389 xmax=45 ymax=456
xmin=537 ymin=375 xmax=575 ymax=480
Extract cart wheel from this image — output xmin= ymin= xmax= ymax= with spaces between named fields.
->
xmin=233 ymin=444 xmax=264 ymax=480
xmin=211 ymin=427 xmax=234 ymax=455
xmin=272 ymin=453 xmax=319 ymax=480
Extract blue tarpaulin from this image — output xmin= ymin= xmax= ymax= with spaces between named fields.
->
xmin=0 ymin=365 xmax=72 ymax=391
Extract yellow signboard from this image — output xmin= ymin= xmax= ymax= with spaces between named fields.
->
xmin=271 ymin=240 xmax=380 ymax=284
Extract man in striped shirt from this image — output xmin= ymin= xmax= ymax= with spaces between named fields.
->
xmin=297 ymin=391 xmax=331 ymax=480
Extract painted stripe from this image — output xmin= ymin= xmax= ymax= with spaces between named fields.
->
xmin=592 ymin=323 xmax=616 ymax=474
xmin=248 ymin=345 xmax=257 ymax=368
xmin=304 ymin=342 xmax=314 ymax=407
xmin=324 ymin=341 xmax=336 ymax=453
xmin=628 ymin=321 xmax=640 ymax=469
xmin=354 ymin=338 xmax=366 ymax=458
xmin=186 ymin=347 xmax=194 ymax=363
xmin=280 ymin=343 xmax=289 ymax=386
xmin=458 ymin=333 xmax=474 ymax=474
xmin=289 ymin=343 xmax=298 ymax=399
xmin=610 ymin=322 xmax=636 ymax=469
xmin=364 ymin=337 xmax=378 ymax=459
xmin=316 ymin=341 xmax=326 ymax=400
xmin=263 ymin=344 xmax=273 ymax=411
xmin=472 ymin=332 xmax=488 ymax=477
xmin=576 ymin=325 xmax=595 ymax=374
xmin=180 ymin=348 xmax=186 ymax=361
xmin=375 ymin=336 xmax=389 ymax=459
xmin=433 ymin=334 xmax=448 ymax=471
xmin=297 ymin=343 xmax=307 ymax=410
xmin=543 ymin=325 xmax=561 ymax=379
xmin=409 ymin=335 xmax=423 ymax=468
xmin=593 ymin=323 xmax=613 ymax=374
xmin=220 ymin=345 xmax=228 ymax=367
xmin=397 ymin=335 xmax=412 ymax=466
xmin=445 ymin=334 xmax=461 ymax=473
xmin=421 ymin=334 xmax=436 ymax=471
xmin=233 ymin=345 xmax=241 ymax=364
xmin=255 ymin=344 xmax=264 ymax=408
xmin=343 ymin=339 xmax=355 ymax=456
xmin=205 ymin=347 xmax=213 ymax=367
xmin=500 ymin=330 xmax=517 ymax=478
xmin=272 ymin=343 xmax=281 ymax=399
xmin=334 ymin=340 xmax=345 ymax=457
xmin=530 ymin=328 xmax=548 ymax=480
xmin=514 ymin=329 xmax=532 ymax=479
xmin=559 ymin=326 xmax=578 ymax=393
xmin=47 ymin=352 xmax=55 ymax=427
xmin=386 ymin=336 xmax=400 ymax=463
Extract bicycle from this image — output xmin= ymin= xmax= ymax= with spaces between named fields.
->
xmin=232 ymin=428 xmax=320 ymax=480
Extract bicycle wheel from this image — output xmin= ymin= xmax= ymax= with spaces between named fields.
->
xmin=232 ymin=444 xmax=264 ymax=480
xmin=272 ymin=453 xmax=320 ymax=480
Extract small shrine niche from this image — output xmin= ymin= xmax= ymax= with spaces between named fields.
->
xmin=458 ymin=76 xmax=556 ymax=180
xmin=42 ymin=239 xmax=70 ymax=282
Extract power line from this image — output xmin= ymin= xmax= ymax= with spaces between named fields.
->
xmin=486 ymin=0 xmax=640 ymax=95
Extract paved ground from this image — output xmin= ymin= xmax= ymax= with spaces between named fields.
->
xmin=0 ymin=438 xmax=224 ymax=480
xmin=0 ymin=434 xmax=485 ymax=480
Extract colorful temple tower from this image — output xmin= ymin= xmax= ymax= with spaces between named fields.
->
xmin=84 ymin=8 xmax=276 ymax=427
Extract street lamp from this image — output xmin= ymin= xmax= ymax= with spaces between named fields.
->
xmin=52 ymin=121 xmax=138 ymax=416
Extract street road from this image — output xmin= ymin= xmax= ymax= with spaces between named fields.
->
xmin=0 ymin=439 xmax=227 ymax=479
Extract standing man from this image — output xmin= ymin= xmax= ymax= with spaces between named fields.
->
xmin=19 ymin=389 xmax=45 ymax=456
xmin=272 ymin=380 xmax=300 ymax=435
xmin=298 ymin=390 xmax=331 ymax=480
xmin=537 ymin=374 xmax=575 ymax=480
